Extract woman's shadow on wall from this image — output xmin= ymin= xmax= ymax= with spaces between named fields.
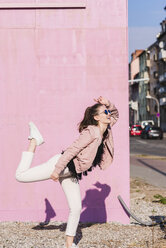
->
xmin=38 ymin=198 xmax=56 ymax=227
xmin=80 ymin=181 xmax=111 ymax=223
xmin=33 ymin=181 xmax=111 ymax=243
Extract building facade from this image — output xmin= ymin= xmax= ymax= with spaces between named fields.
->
xmin=156 ymin=18 xmax=166 ymax=131
xmin=129 ymin=50 xmax=144 ymax=125
xmin=138 ymin=50 xmax=151 ymax=122
xmin=129 ymin=11 xmax=166 ymax=131
xmin=148 ymin=42 xmax=159 ymax=125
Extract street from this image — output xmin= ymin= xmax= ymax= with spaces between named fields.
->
xmin=130 ymin=136 xmax=166 ymax=188
xmin=130 ymin=136 xmax=166 ymax=157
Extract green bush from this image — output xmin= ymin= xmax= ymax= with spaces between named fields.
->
xmin=153 ymin=194 xmax=166 ymax=204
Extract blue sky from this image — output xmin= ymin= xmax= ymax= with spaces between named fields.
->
xmin=128 ymin=0 xmax=166 ymax=61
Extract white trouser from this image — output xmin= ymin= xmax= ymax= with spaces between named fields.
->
xmin=15 ymin=151 xmax=82 ymax=236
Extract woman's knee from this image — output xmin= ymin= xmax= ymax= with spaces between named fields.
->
xmin=15 ymin=172 xmax=23 ymax=182
xmin=15 ymin=173 xmax=22 ymax=182
xmin=15 ymin=171 xmax=27 ymax=182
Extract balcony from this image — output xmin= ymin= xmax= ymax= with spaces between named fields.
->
xmin=158 ymin=86 xmax=166 ymax=96
xmin=160 ymin=97 xmax=166 ymax=106
xmin=159 ymin=72 xmax=166 ymax=83
xmin=129 ymin=100 xmax=138 ymax=111
xmin=159 ymin=49 xmax=166 ymax=61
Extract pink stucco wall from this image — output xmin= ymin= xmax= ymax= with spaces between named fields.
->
xmin=0 ymin=0 xmax=129 ymax=224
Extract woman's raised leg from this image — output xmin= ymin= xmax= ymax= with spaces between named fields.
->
xmin=15 ymin=139 xmax=61 ymax=183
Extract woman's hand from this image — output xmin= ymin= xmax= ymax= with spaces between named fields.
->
xmin=94 ymin=96 xmax=110 ymax=107
xmin=50 ymin=170 xmax=59 ymax=182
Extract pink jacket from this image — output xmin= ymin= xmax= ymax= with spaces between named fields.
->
xmin=54 ymin=102 xmax=119 ymax=175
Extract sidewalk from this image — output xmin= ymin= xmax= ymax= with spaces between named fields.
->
xmin=130 ymin=155 xmax=166 ymax=188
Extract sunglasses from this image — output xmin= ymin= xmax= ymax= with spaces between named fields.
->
xmin=99 ymin=109 xmax=111 ymax=115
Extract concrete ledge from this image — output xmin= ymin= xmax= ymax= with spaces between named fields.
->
xmin=0 ymin=2 xmax=86 ymax=9
xmin=130 ymin=154 xmax=166 ymax=160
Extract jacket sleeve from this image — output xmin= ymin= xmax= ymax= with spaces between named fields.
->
xmin=54 ymin=126 xmax=96 ymax=175
xmin=106 ymin=101 xmax=119 ymax=127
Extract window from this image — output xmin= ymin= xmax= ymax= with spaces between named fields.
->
xmin=153 ymin=54 xmax=157 ymax=61
xmin=146 ymin=52 xmax=150 ymax=60
xmin=132 ymin=126 xmax=142 ymax=131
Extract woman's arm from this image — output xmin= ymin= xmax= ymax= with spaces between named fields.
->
xmin=106 ymin=100 xmax=119 ymax=127
xmin=94 ymin=96 xmax=119 ymax=127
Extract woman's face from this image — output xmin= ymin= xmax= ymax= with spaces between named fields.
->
xmin=94 ymin=105 xmax=111 ymax=125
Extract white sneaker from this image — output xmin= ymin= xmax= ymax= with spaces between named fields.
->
xmin=28 ymin=121 xmax=44 ymax=146
xmin=63 ymin=243 xmax=79 ymax=248
xmin=70 ymin=244 xmax=79 ymax=248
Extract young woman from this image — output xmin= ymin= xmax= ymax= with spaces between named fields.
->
xmin=15 ymin=96 xmax=119 ymax=248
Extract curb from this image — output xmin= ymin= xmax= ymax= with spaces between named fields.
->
xmin=130 ymin=154 xmax=166 ymax=160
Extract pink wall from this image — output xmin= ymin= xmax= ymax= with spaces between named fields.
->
xmin=0 ymin=0 xmax=129 ymax=224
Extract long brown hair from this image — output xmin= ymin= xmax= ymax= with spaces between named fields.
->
xmin=78 ymin=103 xmax=103 ymax=133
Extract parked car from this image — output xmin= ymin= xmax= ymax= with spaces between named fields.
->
xmin=141 ymin=125 xmax=163 ymax=139
xmin=140 ymin=120 xmax=155 ymax=129
xmin=130 ymin=125 xmax=143 ymax=136
xmin=129 ymin=125 xmax=131 ymax=132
